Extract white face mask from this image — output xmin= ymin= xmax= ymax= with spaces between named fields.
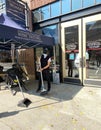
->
xmin=43 ymin=54 xmax=47 ymax=58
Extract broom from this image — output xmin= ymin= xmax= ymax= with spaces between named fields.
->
xmin=38 ymin=59 xmax=47 ymax=95
xmin=16 ymin=76 xmax=31 ymax=107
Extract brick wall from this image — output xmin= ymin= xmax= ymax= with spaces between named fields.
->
xmin=22 ymin=0 xmax=56 ymax=10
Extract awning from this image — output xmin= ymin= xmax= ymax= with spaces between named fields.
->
xmin=0 ymin=24 xmax=55 ymax=49
xmin=0 ymin=14 xmax=55 ymax=49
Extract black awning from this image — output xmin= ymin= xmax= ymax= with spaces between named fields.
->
xmin=0 ymin=24 xmax=55 ymax=49
xmin=0 ymin=13 xmax=54 ymax=49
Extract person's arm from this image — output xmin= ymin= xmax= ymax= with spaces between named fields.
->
xmin=41 ymin=60 xmax=51 ymax=71
xmin=40 ymin=58 xmax=51 ymax=71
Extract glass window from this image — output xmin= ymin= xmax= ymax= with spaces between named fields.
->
xmin=0 ymin=0 xmax=5 ymax=14
xmin=65 ymin=25 xmax=79 ymax=51
xmin=42 ymin=25 xmax=58 ymax=44
xmin=32 ymin=9 xmax=41 ymax=23
xmin=83 ymin=0 xmax=95 ymax=8
xmin=72 ymin=0 xmax=82 ymax=11
xmin=86 ymin=20 xmax=101 ymax=79
xmin=62 ymin=0 xmax=71 ymax=14
xmin=41 ymin=5 xmax=50 ymax=20
xmin=65 ymin=25 xmax=79 ymax=78
xmin=51 ymin=1 xmax=60 ymax=18
xmin=0 ymin=0 xmax=5 ymax=4
xmin=96 ymin=0 xmax=101 ymax=4
xmin=34 ymin=24 xmax=59 ymax=45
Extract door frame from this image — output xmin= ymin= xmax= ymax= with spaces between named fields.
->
xmin=61 ymin=19 xmax=83 ymax=85
xmin=83 ymin=13 xmax=101 ymax=86
xmin=61 ymin=14 xmax=101 ymax=86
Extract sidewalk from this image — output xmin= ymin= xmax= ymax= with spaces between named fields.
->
xmin=0 ymin=80 xmax=101 ymax=130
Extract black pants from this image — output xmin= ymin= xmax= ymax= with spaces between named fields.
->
xmin=37 ymin=70 xmax=51 ymax=91
xmin=68 ymin=66 xmax=73 ymax=77
xmin=97 ymin=60 xmax=101 ymax=67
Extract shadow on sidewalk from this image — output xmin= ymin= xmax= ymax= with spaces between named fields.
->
xmin=25 ymin=80 xmax=83 ymax=101
xmin=0 ymin=99 xmax=60 ymax=118
xmin=0 ymin=111 xmax=19 ymax=118
xmin=0 ymin=80 xmax=83 ymax=119
xmin=0 ymin=79 xmax=83 ymax=102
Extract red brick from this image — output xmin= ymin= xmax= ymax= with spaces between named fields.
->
xmin=22 ymin=0 xmax=56 ymax=10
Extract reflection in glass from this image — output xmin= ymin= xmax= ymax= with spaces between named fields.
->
xmin=65 ymin=25 xmax=79 ymax=78
xmin=32 ymin=0 xmax=101 ymax=23
xmin=42 ymin=25 xmax=58 ymax=44
xmin=62 ymin=0 xmax=71 ymax=14
xmin=65 ymin=25 xmax=78 ymax=51
xmin=0 ymin=0 xmax=6 ymax=14
xmin=86 ymin=20 xmax=101 ymax=79
xmin=83 ymin=0 xmax=95 ymax=8
xmin=33 ymin=9 xmax=41 ymax=23
xmin=33 ymin=24 xmax=58 ymax=45
xmin=41 ymin=5 xmax=50 ymax=20
xmin=96 ymin=0 xmax=101 ymax=3
xmin=72 ymin=0 xmax=82 ymax=11
xmin=51 ymin=1 xmax=60 ymax=17
xmin=0 ymin=0 xmax=5 ymax=4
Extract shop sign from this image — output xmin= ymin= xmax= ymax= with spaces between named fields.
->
xmin=65 ymin=42 xmax=78 ymax=50
xmin=6 ymin=0 xmax=26 ymax=28
xmin=16 ymin=30 xmax=42 ymax=43
xmin=87 ymin=41 xmax=101 ymax=49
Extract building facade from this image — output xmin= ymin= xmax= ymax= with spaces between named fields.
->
xmin=30 ymin=0 xmax=101 ymax=86
xmin=1 ymin=0 xmax=101 ymax=86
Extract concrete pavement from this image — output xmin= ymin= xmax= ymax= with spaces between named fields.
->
xmin=0 ymin=80 xmax=101 ymax=130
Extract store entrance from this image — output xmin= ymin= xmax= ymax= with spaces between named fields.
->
xmin=61 ymin=14 xmax=101 ymax=86
xmin=61 ymin=19 xmax=83 ymax=85
xmin=83 ymin=14 xmax=101 ymax=86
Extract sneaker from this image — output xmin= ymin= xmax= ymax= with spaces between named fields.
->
xmin=12 ymin=90 xmax=17 ymax=96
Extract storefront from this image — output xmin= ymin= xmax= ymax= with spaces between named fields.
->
xmin=29 ymin=0 xmax=101 ymax=86
xmin=61 ymin=13 xmax=101 ymax=86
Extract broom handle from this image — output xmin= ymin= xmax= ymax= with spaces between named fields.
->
xmin=39 ymin=59 xmax=44 ymax=89
xmin=16 ymin=75 xmax=25 ymax=99
xmin=40 ymin=70 xmax=44 ymax=89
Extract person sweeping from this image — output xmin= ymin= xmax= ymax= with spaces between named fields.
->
xmin=36 ymin=48 xmax=51 ymax=94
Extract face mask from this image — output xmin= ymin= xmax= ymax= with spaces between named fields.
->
xmin=43 ymin=54 xmax=47 ymax=58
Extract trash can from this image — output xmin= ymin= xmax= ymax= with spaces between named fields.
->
xmin=53 ymin=72 xmax=60 ymax=84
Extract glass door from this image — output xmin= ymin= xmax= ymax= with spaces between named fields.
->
xmin=61 ymin=19 xmax=82 ymax=84
xmin=83 ymin=14 xmax=101 ymax=86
